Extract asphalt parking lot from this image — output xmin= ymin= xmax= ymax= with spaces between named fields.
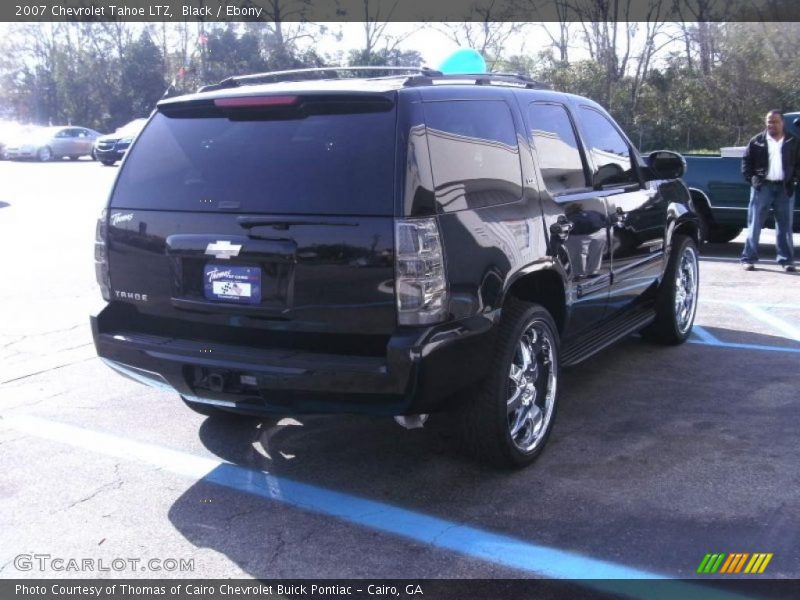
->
xmin=0 ymin=159 xmax=798 ymax=586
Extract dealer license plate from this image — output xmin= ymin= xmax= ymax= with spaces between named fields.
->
xmin=203 ymin=264 xmax=262 ymax=305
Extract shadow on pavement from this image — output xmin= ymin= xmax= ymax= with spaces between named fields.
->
xmin=700 ymin=236 xmax=800 ymax=265
xmin=166 ymin=327 xmax=800 ymax=579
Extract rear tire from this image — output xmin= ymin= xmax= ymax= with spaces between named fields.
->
xmin=457 ymin=300 xmax=560 ymax=468
xmin=100 ymin=159 xmax=115 ymax=166
xmin=642 ymin=235 xmax=699 ymax=345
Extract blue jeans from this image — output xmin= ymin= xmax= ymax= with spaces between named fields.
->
xmin=741 ymin=182 xmax=795 ymax=265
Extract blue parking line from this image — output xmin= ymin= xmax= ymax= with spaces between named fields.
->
xmin=689 ymin=338 xmax=800 ymax=354
xmin=6 ymin=414 xmax=662 ymax=580
xmin=690 ymin=325 xmax=800 ymax=354
xmin=691 ymin=325 xmax=721 ymax=344
xmin=3 ymin=418 xmax=755 ymax=599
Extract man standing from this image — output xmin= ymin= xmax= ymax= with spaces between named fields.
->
xmin=741 ymin=110 xmax=799 ymax=271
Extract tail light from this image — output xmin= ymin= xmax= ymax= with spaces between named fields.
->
xmin=94 ymin=209 xmax=110 ymax=301
xmin=395 ymin=217 xmax=448 ymax=325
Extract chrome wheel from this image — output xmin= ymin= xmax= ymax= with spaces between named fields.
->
xmin=37 ymin=146 xmax=52 ymax=162
xmin=674 ymin=244 xmax=698 ymax=334
xmin=507 ymin=319 xmax=557 ymax=453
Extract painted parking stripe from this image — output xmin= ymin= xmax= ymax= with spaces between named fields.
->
xmin=689 ymin=338 xmax=800 ymax=354
xmin=691 ymin=325 xmax=721 ymax=344
xmin=690 ymin=325 xmax=800 ymax=354
xmin=0 ymin=414 xmax=752 ymax=599
xmin=733 ymin=302 xmax=800 ymax=342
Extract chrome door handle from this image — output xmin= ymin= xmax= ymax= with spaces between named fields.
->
xmin=612 ymin=207 xmax=628 ymax=226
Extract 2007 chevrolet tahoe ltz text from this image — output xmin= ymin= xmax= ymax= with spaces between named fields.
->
xmin=91 ymin=67 xmax=699 ymax=468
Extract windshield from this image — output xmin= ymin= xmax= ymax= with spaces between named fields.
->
xmin=111 ymin=107 xmax=397 ymax=215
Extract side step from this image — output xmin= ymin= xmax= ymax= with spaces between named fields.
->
xmin=560 ymin=304 xmax=656 ymax=367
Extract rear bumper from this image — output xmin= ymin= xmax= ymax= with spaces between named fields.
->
xmin=91 ymin=304 xmax=496 ymax=416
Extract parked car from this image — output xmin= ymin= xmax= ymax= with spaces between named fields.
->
xmin=0 ymin=123 xmax=40 ymax=160
xmin=0 ymin=121 xmax=20 ymax=160
xmin=682 ymin=112 xmax=800 ymax=242
xmin=94 ymin=118 xmax=148 ymax=166
xmin=5 ymin=125 xmax=101 ymax=161
xmin=91 ymin=68 xmax=699 ymax=467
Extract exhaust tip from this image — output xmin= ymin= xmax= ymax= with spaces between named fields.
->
xmin=394 ymin=414 xmax=428 ymax=430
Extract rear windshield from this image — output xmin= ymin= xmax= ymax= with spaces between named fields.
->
xmin=111 ymin=106 xmax=396 ymax=215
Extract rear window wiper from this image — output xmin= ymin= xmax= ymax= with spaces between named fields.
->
xmin=237 ymin=217 xmax=359 ymax=231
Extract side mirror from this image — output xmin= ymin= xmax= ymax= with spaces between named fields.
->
xmin=646 ymin=150 xmax=686 ymax=180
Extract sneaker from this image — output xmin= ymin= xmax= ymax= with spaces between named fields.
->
xmin=742 ymin=262 xmax=755 ymax=271
xmin=784 ymin=264 xmax=797 ymax=272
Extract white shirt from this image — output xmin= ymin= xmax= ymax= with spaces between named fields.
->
xmin=766 ymin=135 xmax=784 ymax=181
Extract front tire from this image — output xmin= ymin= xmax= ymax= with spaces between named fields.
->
xmin=37 ymin=146 xmax=52 ymax=162
xmin=100 ymin=159 xmax=115 ymax=166
xmin=458 ymin=300 xmax=560 ymax=468
xmin=643 ymin=235 xmax=699 ymax=345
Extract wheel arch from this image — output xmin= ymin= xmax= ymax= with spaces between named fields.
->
xmin=688 ymin=188 xmax=715 ymax=223
xmin=501 ymin=267 xmax=567 ymax=335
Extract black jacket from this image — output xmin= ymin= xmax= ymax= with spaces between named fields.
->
xmin=742 ymin=130 xmax=800 ymax=193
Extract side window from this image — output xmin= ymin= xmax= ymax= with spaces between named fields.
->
xmin=424 ymin=100 xmax=522 ymax=212
xmin=55 ymin=129 xmax=70 ymax=138
xmin=578 ymin=107 xmax=639 ymax=188
xmin=527 ymin=103 xmax=588 ymax=193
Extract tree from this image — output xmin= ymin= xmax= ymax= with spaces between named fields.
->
xmin=121 ymin=31 xmax=167 ymax=118
xmin=433 ymin=1 xmax=529 ymax=71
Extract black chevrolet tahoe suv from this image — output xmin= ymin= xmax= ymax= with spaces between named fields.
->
xmin=92 ymin=68 xmax=699 ymax=467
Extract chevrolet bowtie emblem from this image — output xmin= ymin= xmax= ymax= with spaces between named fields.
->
xmin=205 ymin=240 xmax=242 ymax=260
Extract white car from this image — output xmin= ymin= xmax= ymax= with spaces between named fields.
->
xmin=5 ymin=126 xmax=101 ymax=161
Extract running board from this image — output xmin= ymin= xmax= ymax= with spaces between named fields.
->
xmin=560 ymin=305 xmax=656 ymax=367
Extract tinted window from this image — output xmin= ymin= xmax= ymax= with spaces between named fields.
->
xmin=528 ymin=103 xmax=587 ymax=192
xmin=424 ymin=100 xmax=522 ymax=211
xmin=579 ymin=107 xmax=638 ymax=187
xmin=111 ymin=109 xmax=396 ymax=215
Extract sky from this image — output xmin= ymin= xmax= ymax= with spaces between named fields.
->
xmin=0 ymin=20 xmax=675 ymax=74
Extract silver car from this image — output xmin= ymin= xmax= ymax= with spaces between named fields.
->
xmin=5 ymin=126 xmax=101 ymax=161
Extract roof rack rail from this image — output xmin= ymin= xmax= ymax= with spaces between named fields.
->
xmin=403 ymin=72 xmax=551 ymax=90
xmin=198 ymin=66 xmax=444 ymax=92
